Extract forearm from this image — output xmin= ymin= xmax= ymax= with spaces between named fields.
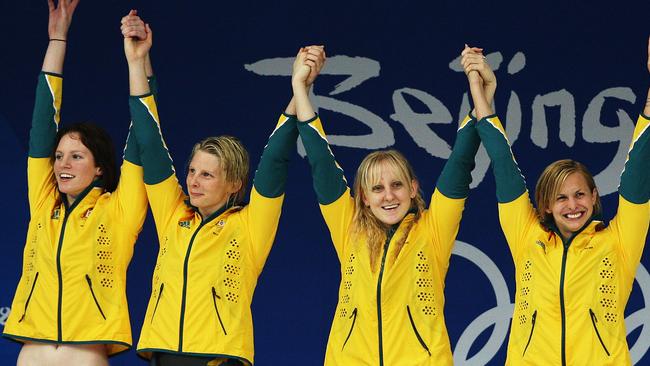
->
xmin=469 ymin=78 xmax=493 ymax=119
xmin=619 ymin=113 xmax=650 ymax=203
xmin=253 ymin=115 xmax=298 ymax=198
xmin=476 ymin=115 xmax=527 ymax=203
xmin=292 ymin=82 xmax=315 ymax=122
xmin=42 ymin=40 xmax=66 ymax=74
xmin=643 ymin=89 xmax=650 ymax=117
xmin=436 ymin=115 xmax=480 ymax=198
xmin=297 ymin=117 xmax=348 ymax=205
xmin=129 ymin=59 xmax=150 ymax=96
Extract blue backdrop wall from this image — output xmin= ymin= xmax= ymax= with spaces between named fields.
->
xmin=1 ymin=0 xmax=650 ymax=365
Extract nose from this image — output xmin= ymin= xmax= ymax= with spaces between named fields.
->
xmin=187 ymin=174 xmax=199 ymax=187
xmin=384 ymin=187 xmax=395 ymax=201
xmin=58 ymin=155 xmax=72 ymax=168
xmin=567 ymin=197 xmax=578 ymax=210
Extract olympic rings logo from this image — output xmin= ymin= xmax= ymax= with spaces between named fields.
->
xmin=451 ymin=240 xmax=650 ymax=365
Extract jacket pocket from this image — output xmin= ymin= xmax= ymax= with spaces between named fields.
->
xmin=341 ymin=307 xmax=358 ymax=351
xmin=151 ymin=283 xmax=164 ymax=323
xmin=18 ymin=272 xmax=39 ymax=322
xmin=211 ymin=287 xmax=227 ymax=335
xmin=522 ymin=310 xmax=537 ymax=356
xmin=589 ymin=309 xmax=610 ymax=356
xmin=85 ymin=275 xmax=106 ymax=320
xmin=407 ymin=305 xmax=431 ymax=356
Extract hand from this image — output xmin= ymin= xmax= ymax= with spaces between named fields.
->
xmin=47 ymin=0 xmax=80 ymax=40
xmin=123 ymin=10 xmax=152 ymax=64
xmin=292 ymin=47 xmax=312 ymax=88
xmin=461 ymin=44 xmax=496 ymax=87
xmin=304 ymin=45 xmax=326 ymax=86
xmin=121 ymin=9 xmax=147 ymax=40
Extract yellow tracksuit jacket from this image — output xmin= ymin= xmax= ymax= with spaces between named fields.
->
xmin=297 ymin=114 xmax=480 ymax=365
xmin=476 ymin=114 xmax=650 ymax=365
xmin=2 ymin=72 xmax=147 ymax=355
xmin=129 ymin=93 xmax=297 ymax=365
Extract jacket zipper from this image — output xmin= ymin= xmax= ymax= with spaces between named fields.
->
xmin=522 ymin=310 xmax=537 ymax=356
xmin=559 ymin=243 xmax=569 ymax=366
xmin=151 ymin=283 xmax=164 ymax=323
xmin=178 ymin=222 xmax=205 ymax=352
xmin=376 ymin=228 xmax=395 ymax=366
xmin=56 ymin=209 xmax=71 ymax=341
xmin=341 ymin=308 xmax=358 ymax=350
xmin=211 ymin=287 xmax=228 ymax=335
xmin=85 ymin=275 xmax=106 ymax=320
xmin=589 ymin=309 xmax=610 ymax=356
xmin=18 ymin=272 xmax=39 ymax=322
xmin=407 ymin=305 xmax=431 ymax=356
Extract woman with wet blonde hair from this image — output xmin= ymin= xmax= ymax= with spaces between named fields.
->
xmin=292 ymin=45 xmax=483 ymax=364
xmin=122 ymin=12 xmax=325 ymax=365
xmin=464 ymin=40 xmax=650 ymax=365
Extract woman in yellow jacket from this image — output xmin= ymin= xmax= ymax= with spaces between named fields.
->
xmin=2 ymin=1 xmax=148 ymax=365
xmin=293 ymin=46 xmax=483 ymax=365
xmin=462 ymin=42 xmax=650 ymax=365
xmin=121 ymin=13 xmax=326 ymax=366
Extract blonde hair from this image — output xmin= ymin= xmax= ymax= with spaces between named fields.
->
xmin=351 ymin=150 xmax=425 ymax=271
xmin=189 ymin=136 xmax=249 ymax=205
xmin=535 ymin=159 xmax=601 ymax=229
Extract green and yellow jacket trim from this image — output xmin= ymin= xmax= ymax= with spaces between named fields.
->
xmin=298 ymin=114 xmax=479 ymax=366
xmin=2 ymin=72 xmax=148 ymax=356
xmin=129 ymin=92 xmax=297 ymax=365
xmin=477 ymin=114 xmax=650 ymax=366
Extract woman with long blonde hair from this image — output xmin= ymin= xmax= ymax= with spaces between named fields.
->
xmin=292 ymin=46 xmax=485 ymax=365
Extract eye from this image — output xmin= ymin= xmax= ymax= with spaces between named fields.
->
xmin=54 ymin=153 xmax=63 ymax=160
xmin=556 ymin=195 xmax=567 ymax=202
xmin=72 ymin=153 xmax=83 ymax=160
xmin=391 ymin=181 xmax=403 ymax=189
xmin=576 ymin=192 xmax=585 ymax=198
xmin=202 ymin=172 xmax=213 ymax=178
xmin=188 ymin=168 xmax=195 ymax=174
xmin=371 ymin=185 xmax=383 ymax=193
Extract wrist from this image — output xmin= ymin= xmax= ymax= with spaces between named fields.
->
xmin=291 ymin=80 xmax=309 ymax=94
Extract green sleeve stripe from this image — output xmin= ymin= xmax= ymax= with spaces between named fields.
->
xmin=297 ymin=118 xmax=348 ymax=205
xmin=129 ymin=96 xmax=175 ymax=184
xmin=253 ymin=115 xmax=298 ymax=198
xmin=29 ymin=73 xmax=60 ymax=158
xmin=436 ymin=115 xmax=480 ymax=198
xmin=620 ymin=117 xmax=650 ymax=203
xmin=477 ymin=115 xmax=527 ymax=203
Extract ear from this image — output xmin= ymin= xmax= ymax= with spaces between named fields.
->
xmin=361 ymin=191 xmax=369 ymax=207
xmin=95 ymin=166 xmax=103 ymax=177
xmin=229 ymin=179 xmax=243 ymax=194
xmin=591 ymin=187 xmax=598 ymax=205
xmin=410 ymin=179 xmax=419 ymax=198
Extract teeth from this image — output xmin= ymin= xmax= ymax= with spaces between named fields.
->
xmin=566 ymin=212 xmax=582 ymax=219
xmin=60 ymin=173 xmax=74 ymax=179
xmin=383 ymin=204 xmax=398 ymax=209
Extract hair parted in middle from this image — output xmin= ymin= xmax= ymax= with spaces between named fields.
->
xmin=351 ymin=149 xmax=425 ymax=271
xmin=188 ymin=135 xmax=250 ymax=205
xmin=534 ymin=159 xmax=602 ymax=229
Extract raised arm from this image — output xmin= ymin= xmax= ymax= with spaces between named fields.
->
xmin=124 ymin=14 xmax=183 ymax=229
xmin=609 ymin=37 xmax=650 ymax=273
xmin=464 ymin=45 xmax=537 ymax=258
xmin=245 ymin=47 xmax=325 ymax=270
xmin=28 ymin=0 xmax=79 ymax=212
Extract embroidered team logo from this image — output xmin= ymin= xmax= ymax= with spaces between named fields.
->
xmin=179 ymin=220 xmax=191 ymax=229
xmin=217 ymin=220 xmax=225 ymax=227
xmin=535 ymin=240 xmax=546 ymax=253
xmin=212 ymin=219 xmax=226 ymax=236
xmin=83 ymin=208 xmax=93 ymax=218
xmin=51 ymin=208 xmax=61 ymax=220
